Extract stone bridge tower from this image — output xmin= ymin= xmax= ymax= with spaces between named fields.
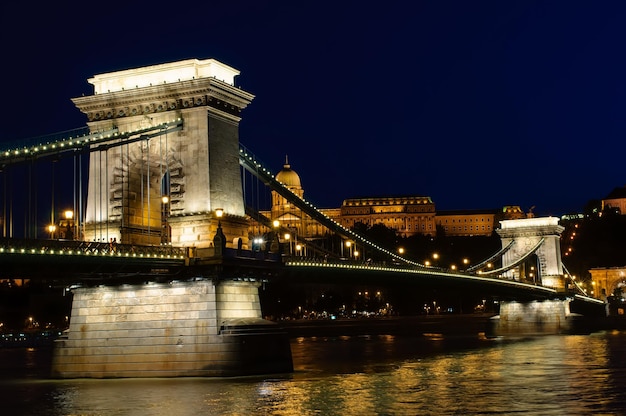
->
xmin=497 ymin=216 xmax=565 ymax=290
xmin=72 ymin=58 xmax=254 ymax=248
xmin=493 ymin=217 xmax=581 ymax=336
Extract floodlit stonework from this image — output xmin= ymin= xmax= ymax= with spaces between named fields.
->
xmin=589 ymin=267 xmax=626 ymax=299
xmin=73 ymin=58 xmax=254 ymax=248
xmin=493 ymin=299 xmax=575 ymax=336
xmin=51 ymin=58 xmax=293 ymax=379
xmin=497 ymin=217 xmax=565 ymax=289
xmin=52 ymin=280 xmax=292 ymax=378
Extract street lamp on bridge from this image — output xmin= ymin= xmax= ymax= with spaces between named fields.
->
xmin=59 ymin=210 xmax=75 ymax=240
xmin=284 ymin=232 xmax=292 ymax=254
xmin=162 ymin=196 xmax=171 ymax=245
xmin=47 ymin=224 xmax=57 ymax=240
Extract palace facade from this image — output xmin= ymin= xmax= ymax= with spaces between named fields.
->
xmin=251 ymin=159 xmax=527 ymax=240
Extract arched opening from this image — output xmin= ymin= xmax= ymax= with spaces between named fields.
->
xmin=520 ymin=254 xmax=541 ymax=284
xmin=104 ymin=141 xmax=183 ymax=246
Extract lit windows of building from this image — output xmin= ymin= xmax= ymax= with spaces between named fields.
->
xmin=340 ymin=196 xmax=437 ymax=238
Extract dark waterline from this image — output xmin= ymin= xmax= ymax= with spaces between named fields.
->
xmin=2 ymin=320 xmax=626 ymax=415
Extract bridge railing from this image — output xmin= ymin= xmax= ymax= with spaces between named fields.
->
xmin=0 ymin=238 xmax=186 ymax=259
xmin=282 ymin=255 xmax=430 ymax=270
xmin=282 ymin=254 xmax=543 ymax=281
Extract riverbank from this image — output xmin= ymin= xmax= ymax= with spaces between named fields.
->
xmin=277 ymin=314 xmax=494 ymax=338
xmin=277 ymin=313 xmax=626 ymax=338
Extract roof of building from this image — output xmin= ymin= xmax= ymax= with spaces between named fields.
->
xmin=605 ymin=186 xmax=626 ymax=200
xmin=436 ymin=208 xmax=500 ymax=216
xmin=342 ymin=196 xmax=433 ymax=205
xmin=275 ymin=155 xmax=302 ymax=188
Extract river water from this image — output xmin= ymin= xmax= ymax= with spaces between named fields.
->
xmin=1 ymin=328 xmax=626 ymax=415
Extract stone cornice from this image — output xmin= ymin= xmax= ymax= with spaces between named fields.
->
xmin=497 ymin=225 xmax=565 ymax=238
xmin=72 ymin=78 xmax=254 ymax=123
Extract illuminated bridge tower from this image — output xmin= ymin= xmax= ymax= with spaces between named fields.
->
xmin=494 ymin=217 xmax=573 ymax=335
xmin=72 ymin=58 xmax=253 ymax=248
xmin=497 ymin=216 xmax=565 ymax=290
xmin=52 ymin=59 xmax=293 ymax=379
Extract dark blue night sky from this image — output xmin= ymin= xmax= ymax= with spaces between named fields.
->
xmin=2 ymin=1 xmax=625 ymax=216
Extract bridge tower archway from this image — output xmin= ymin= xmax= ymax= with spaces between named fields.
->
xmin=496 ymin=217 xmax=566 ymax=290
xmin=72 ymin=58 xmax=255 ymax=248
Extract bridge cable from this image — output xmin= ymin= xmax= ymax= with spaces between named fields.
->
xmin=0 ymin=120 xmax=182 ymax=167
xmin=238 ymin=145 xmax=425 ymax=267
xmin=244 ymin=204 xmax=338 ymax=259
xmin=479 ymin=238 xmax=545 ymax=277
xmin=465 ymin=240 xmax=515 ymax=272
xmin=147 ymin=135 xmax=151 ymax=240
xmin=51 ymin=159 xmax=55 ymax=238
xmin=106 ymin=146 xmax=110 ymax=242
xmin=562 ymin=263 xmax=587 ymax=296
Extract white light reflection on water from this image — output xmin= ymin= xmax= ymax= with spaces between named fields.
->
xmin=1 ymin=331 xmax=626 ymax=415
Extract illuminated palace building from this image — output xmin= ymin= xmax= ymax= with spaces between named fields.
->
xmin=253 ymin=158 xmax=526 ymax=240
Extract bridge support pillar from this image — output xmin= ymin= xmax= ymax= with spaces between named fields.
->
xmin=51 ymin=279 xmax=292 ymax=378
xmin=490 ymin=299 xmax=579 ymax=336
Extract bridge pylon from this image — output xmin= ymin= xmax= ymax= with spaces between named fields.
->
xmin=492 ymin=216 xmax=586 ymax=336
xmin=496 ymin=216 xmax=566 ymax=290
xmin=72 ymin=58 xmax=254 ymax=249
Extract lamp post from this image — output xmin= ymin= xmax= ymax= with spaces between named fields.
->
xmin=462 ymin=257 xmax=469 ymax=271
xmin=61 ymin=210 xmax=75 ymax=240
xmin=48 ymin=224 xmax=57 ymax=240
xmin=270 ymin=220 xmax=280 ymax=252
xmin=284 ymin=233 xmax=291 ymax=255
xmin=161 ymin=196 xmax=170 ymax=245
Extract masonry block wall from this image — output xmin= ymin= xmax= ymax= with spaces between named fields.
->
xmin=52 ymin=280 xmax=290 ymax=378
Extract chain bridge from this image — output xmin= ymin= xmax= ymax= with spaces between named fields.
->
xmin=0 ymin=58 xmax=604 ymax=378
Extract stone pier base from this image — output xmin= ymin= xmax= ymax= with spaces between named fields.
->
xmin=51 ymin=280 xmax=292 ymax=378
xmin=489 ymin=299 xmax=581 ymax=336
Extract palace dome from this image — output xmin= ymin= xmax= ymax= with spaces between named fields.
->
xmin=275 ymin=156 xmax=301 ymax=188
